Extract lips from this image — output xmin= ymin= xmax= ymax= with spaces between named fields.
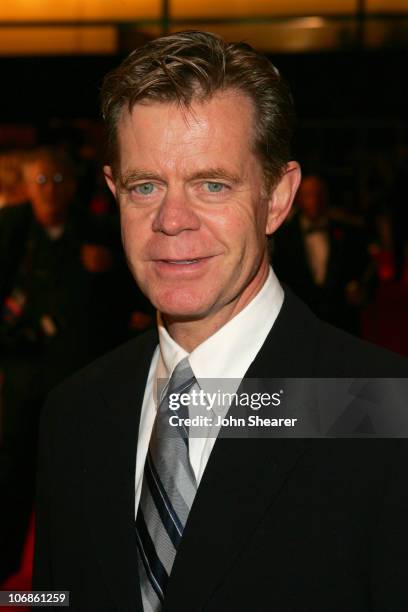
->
xmin=151 ymin=255 xmax=216 ymax=275
xmin=155 ymin=256 xmax=212 ymax=264
xmin=163 ymin=259 xmax=200 ymax=264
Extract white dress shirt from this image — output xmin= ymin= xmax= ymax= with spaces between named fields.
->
xmin=134 ymin=266 xmax=284 ymax=517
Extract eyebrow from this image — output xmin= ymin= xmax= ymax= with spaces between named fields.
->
xmin=119 ymin=167 xmax=242 ymax=189
xmin=188 ymin=168 xmax=242 ymax=184
xmin=119 ymin=170 xmax=161 ymax=189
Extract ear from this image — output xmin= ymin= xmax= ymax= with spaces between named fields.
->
xmin=265 ymin=161 xmax=301 ymax=235
xmin=103 ymin=165 xmax=117 ymax=199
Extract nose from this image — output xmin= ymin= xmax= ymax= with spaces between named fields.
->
xmin=41 ymin=181 xmax=57 ymax=200
xmin=152 ymin=188 xmax=201 ymax=236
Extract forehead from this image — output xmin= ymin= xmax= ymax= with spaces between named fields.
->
xmin=115 ymin=92 xmax=257 ymax=175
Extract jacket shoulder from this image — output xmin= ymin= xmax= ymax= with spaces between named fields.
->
xmin=0 ymin=202 xmax=32 ymax=227
xmin=317 ymin=320 xmax=408 ymax=377
xmin=47 ymin=328 xmax=159 ymax=402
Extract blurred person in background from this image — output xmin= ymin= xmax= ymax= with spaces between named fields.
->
xmin=273 ymin=173 xmax=375 ymax=334
xmin=0 ymin=146 xmax=151 ymax=583
xmin=389 ymin=144 xmax=408 ymax=282
xmin=357 ymin=156 xmax=395 ymax=282
xmin=0 ymin=150 xmax=28 ymax=209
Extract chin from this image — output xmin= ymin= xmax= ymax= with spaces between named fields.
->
xmin=153 ymin=289 xmax=212 ymax=321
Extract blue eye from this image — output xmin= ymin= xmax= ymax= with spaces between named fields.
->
xmin=135 ymin=183 xmax=155 ymax=195
xmin=206 ymin=182 xmax=224 ymax=193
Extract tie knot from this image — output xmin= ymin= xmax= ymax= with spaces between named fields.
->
xmin=167 ymin=356 xmax=196 ymax=397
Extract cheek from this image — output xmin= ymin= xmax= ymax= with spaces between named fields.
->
xmin=217 ymin=205 xmax=264 ymax=255
xmin=202 ymin=205 xmax=251 ymax=247
xmin=121 ymin=205 xmax=148 ymax=240
xmin=121 ymin=215 xmax=148 ymax=264
xmin=28 ymin=187 xmax=43 ymax=204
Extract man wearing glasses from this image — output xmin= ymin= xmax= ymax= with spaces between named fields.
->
xmin=0 ymin=148 xmax=118 ymax=582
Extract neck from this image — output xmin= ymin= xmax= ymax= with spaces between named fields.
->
xmin=162 ymin=259 xmax=270 ymax=352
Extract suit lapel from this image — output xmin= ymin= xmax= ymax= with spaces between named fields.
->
xmin=81 ymin=331 xmax=158 ymax=612
xmin=163 ymin=290 xmax=320 ymax=611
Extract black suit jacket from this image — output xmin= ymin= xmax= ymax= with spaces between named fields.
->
xmin=33 ymin=289 xmax=408 ymax=611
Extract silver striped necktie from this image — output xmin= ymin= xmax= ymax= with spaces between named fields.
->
xmin=136 ymin=357 xmax=198 ymax=612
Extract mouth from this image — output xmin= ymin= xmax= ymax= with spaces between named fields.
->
xmin=152 ymin=255 xmax=216 ymax=273
xmin=163 ymin=259 xmax=201 ymax=265
xmin=157 ymin=256 xmax=213 ymax=265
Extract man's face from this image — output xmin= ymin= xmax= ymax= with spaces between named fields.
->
xmin=105 ymin=91 xmax=299 ymax=322
xmin=24 ymin=158 xmax=75 ymax=227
